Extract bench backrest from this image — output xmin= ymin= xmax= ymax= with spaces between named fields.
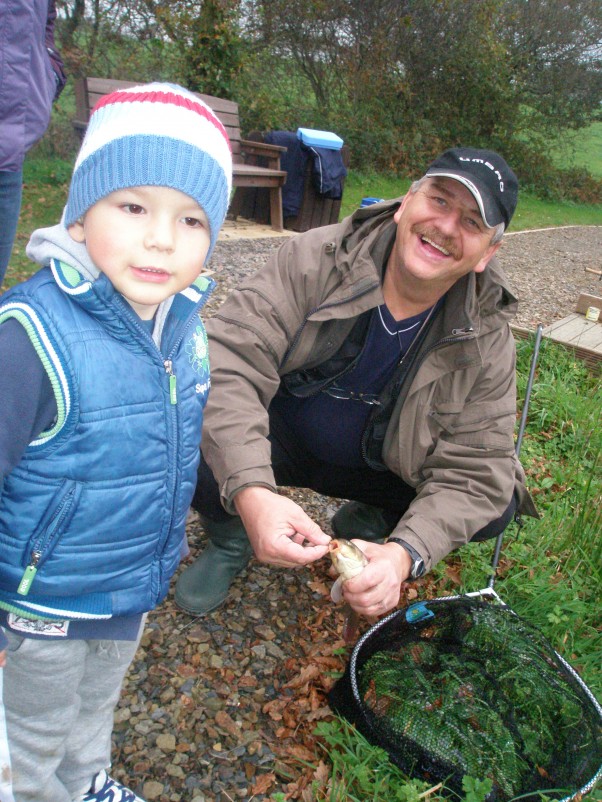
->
xmin=74 ymin=77 xmax=245 ymax=164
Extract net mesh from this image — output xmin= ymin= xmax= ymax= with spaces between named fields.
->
xmin=328 ymin=596 xmax=602 ymax=800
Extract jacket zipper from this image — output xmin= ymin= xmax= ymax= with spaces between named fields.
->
xmin=165 ymin=359 xmax=177 ymax=404
xmin=360 ymin=326 xmax=475 ymax=467
xmin=156 ymin=313 xmax=207 ymax=589
xmin=282 ymin=280 xmax=381 ymax=372
xmin=17 ymin=485 xmax=77 ymax=596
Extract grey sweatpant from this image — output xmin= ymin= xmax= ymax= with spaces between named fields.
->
xmin=0 ymin=620 xmax=144 ymax=802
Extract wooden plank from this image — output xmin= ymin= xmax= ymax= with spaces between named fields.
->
xmin=577 ymin=328 xmax=602 ymax=348
xmin=511 ymin=324 xmax=601 ymax=372
xmin=553 ymin=325 xmax=602 ymax=349
xmin=542 ymin=314 xmax=583 ymax=337
xmin=543 ymin=314 xmax=602 ymax=348
xmin=544 ymin=316 xmax=602 ymax=354
xmin=575 ymin=293 xmax=602 ymax=315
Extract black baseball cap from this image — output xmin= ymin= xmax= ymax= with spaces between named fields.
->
xmin=425 ymin=147 xmax=519 ymax=229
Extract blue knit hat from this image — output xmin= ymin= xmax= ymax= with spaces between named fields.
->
xmin=64 ymin=82 xmax=233 ymax=257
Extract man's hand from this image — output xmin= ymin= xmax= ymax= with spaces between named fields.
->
xmin=234 ymin=486 xmax=331 ymax=567
xmin=340 ymin=540 xmax=413 ymax=617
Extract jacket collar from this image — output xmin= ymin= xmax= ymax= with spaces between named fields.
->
xmin=49 ymin=258 xmax=214 ymax=352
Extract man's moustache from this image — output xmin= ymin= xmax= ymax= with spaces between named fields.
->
xmin=411 ymin=225 xmax=461 ymax=260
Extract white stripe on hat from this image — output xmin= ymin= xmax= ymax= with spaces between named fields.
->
xmin=75 ymin=102 xmax=232 ymax=194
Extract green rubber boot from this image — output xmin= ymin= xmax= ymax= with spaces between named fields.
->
xmin=331 ymin=501 xmax=395 ymax=543
xmin=175 ymin=516 xmax=253 ymax=615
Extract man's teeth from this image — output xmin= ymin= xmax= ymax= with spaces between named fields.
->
xmin=422 ymin=236 xmax=450 ymax=256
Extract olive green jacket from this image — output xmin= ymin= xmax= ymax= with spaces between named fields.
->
xmin=202 ymin=199 xmax=537 ymax=571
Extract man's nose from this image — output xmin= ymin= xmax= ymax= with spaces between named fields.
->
xmin=435 ymin=205 xmax=462 ymax=235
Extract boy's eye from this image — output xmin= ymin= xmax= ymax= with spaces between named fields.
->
xmin=123 ymin=203 xmax=144 ymax=215
xmin=183 ymin=217 xmax=204 ymax=228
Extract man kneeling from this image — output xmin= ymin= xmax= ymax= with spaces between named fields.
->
xmin=176 ymin=147 xmax=537 ymax=619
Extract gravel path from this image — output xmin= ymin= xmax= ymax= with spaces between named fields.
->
xmin=499 ymin=226 xmax=601 ymax=328
xmin=112 ymin=225 xmax=601 ymax=802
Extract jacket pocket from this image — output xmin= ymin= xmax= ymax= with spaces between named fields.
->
xmin=429 ymin=400 xmax=516 ymax=448
xmin=18 ymin=480 xmax=82 ymax=596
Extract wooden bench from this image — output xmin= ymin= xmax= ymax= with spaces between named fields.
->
xmin=72 ymin=77 xmax=288 ymax=232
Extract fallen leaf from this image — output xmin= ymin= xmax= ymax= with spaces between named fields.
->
xmin=282 ymin=664 xmax=321 ymax=690
xmin=251 ymin=772 xmax=276 ymax=794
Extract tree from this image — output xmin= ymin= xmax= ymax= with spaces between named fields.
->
xmin=53 ymin=0 xmax=602 ymax=197
xmin=147 ymin=0 xmax=243 ymax=96
xmin=238 ymin=0 xmax=601 ymax=187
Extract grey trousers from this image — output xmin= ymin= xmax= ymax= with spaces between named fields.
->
xmin=0 ymin=619 xmax=144 ymax=802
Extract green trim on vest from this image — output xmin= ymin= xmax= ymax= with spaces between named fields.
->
xmin=0 ymin=304 xmax=69 ymax=444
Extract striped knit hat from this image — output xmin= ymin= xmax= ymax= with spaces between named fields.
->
xmin=64 ymin=82 xmax=233 ymax=257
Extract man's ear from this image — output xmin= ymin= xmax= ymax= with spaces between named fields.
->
xmin=393 ymin=191 xmax=412 ymax=223
xmin=67 ymin=220 xmax=85 ymax=243
xmin=474 ymin=241 xmax=502 ymax=274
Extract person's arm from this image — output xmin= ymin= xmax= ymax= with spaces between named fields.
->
xmin=336 ymin=539 xmax=412 ymax=616
xmin=389 ymin=323 xmax=519 ymax=573
xmin=0 ymin=318 xmax=57 ymax=480
xmin=44 ymin=1 xmax=67 ymax=99
xmin=234 ymin=486 xmax=330 ymax=566
xmin=0 ymin=319 xmax=56 ymax=667
xmin=202 ymin=235 xmax=334 ymax=562
xmin=334 ymin=325 xmax=519 ymax=617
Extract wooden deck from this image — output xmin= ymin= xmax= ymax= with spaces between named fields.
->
xmin=512 ymin=315 xmax=602 ymax=371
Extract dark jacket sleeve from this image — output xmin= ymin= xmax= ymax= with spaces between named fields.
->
xmin=308 ymin=146 xmax=347 ymax=199
xmin=45 ymin=0 xmax=66 ymax=99
xmin=0 ymin=319 xmax=57 ymax=481
xmin=264 ymin=131 xmax=309 ymax=217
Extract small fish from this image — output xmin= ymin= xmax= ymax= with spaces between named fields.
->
xmin=329 ymin=538 xmax=369 ymax=643
xmin=329 ymin=538 xmax=369 ymax=603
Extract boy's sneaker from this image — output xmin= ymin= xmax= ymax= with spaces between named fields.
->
xmin=77 ymin=769 xmax=146 ymax=802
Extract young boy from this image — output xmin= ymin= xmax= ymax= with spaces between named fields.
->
xmin=0 ymin=82 xmax=232 ymax=802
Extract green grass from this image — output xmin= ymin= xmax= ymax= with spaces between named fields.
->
xmin=551 ymin=121 xmax=602 ymax=180
xmin=306 ymin=336 xmax=602 ymax=801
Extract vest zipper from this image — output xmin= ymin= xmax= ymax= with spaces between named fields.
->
xmin=17 ymin=485 xmax=77 ymax=596
xmin=165 ymin=359 xmax=177 ymax=404
xmin=157 ymin=314 xmax=207 ymax=594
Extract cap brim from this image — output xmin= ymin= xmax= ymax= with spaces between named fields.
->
xmin=425 ymin=169 xmax=501 ymax=228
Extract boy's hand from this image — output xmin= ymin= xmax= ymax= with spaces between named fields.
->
xmin=0 ymin=650 xmax=6 ymax=668
xmin=234 ymin=486 xmax=331 ymax=567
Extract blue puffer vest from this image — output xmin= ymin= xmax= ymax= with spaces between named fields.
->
xmin=0 ymin=260 xmax=214 ymax=620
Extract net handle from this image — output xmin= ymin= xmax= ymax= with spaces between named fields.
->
xmin=488 ymin=324 xmax=543 ymax=588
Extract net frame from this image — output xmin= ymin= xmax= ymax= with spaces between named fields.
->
xmin=329 ymin=327 xmax=602 ymax=799
xmin=334 ymin=586 xmax=602 ymax=800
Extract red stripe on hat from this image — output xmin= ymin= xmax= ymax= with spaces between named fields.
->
xmin=92 ymin=89 xmax=232 ymax=153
